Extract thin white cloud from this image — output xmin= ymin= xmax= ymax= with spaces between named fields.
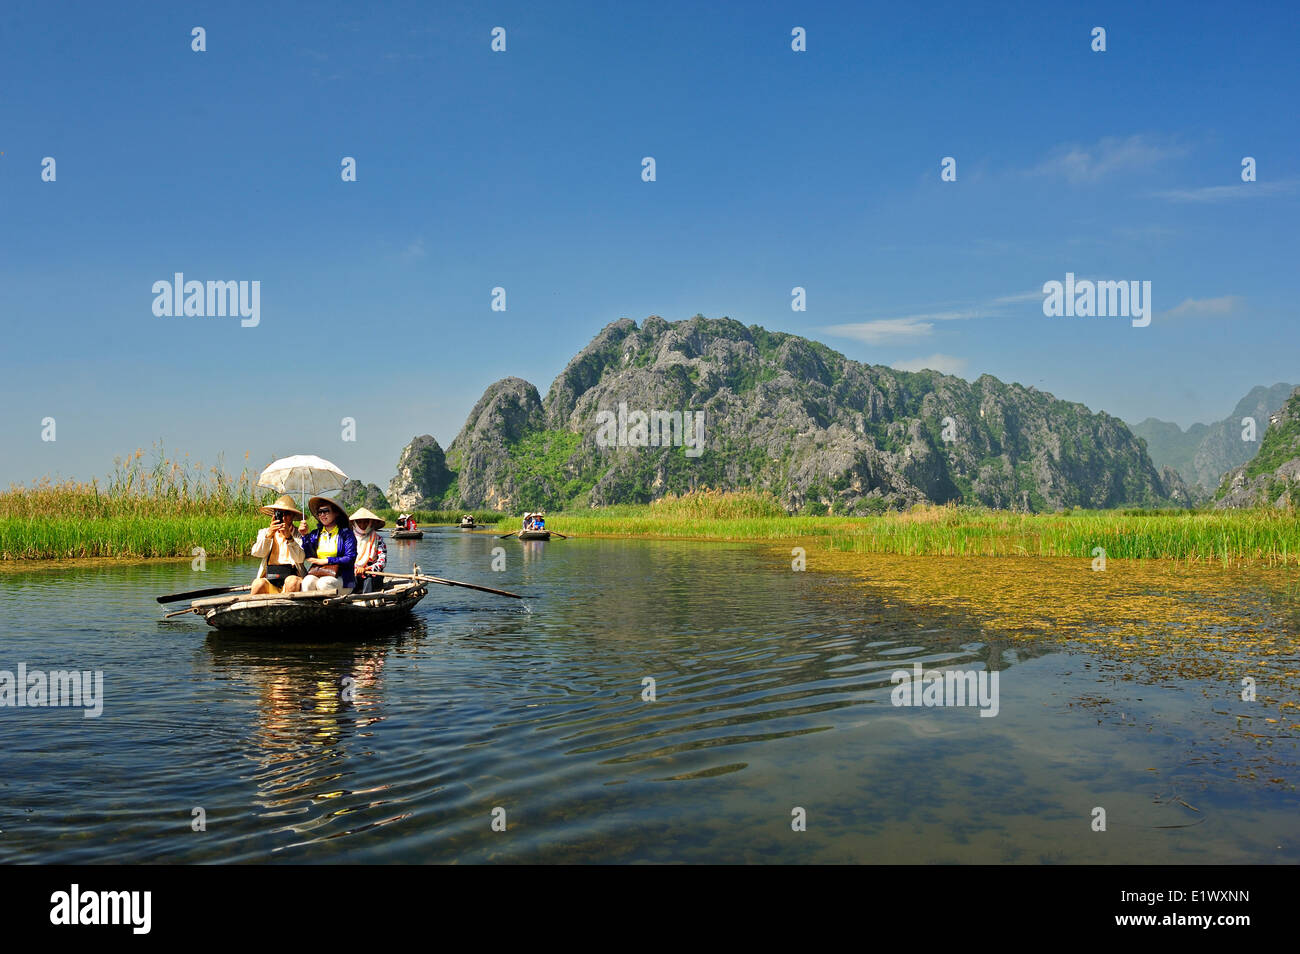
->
xmin=1162 ymin=295 xmax=1243 ymax=319
xmin=823 ymin=318 xmax=936 ymax=344
xmin=1031 ymin=135 xmax=1186 ymax=184
xmin=823 ymin=309 xmax=992 ymax=344
xmin=1113 ymin=224 xmax=1180 ymax=241
xmin=991 ymin=290 xmax=1041 ymax=305
xmin=892 ymin=354 xmax=969 ymax=375
xmin=1150 ymin=179 xmax=1297 ymax=202
xmin=822 ymin=294 xmax=1031 ymax=346
xmin=400 ymin=238 xmax=426 ymax=262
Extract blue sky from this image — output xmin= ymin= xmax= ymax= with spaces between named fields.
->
xmin=2 ymin=0 xmax=1297 ymax=489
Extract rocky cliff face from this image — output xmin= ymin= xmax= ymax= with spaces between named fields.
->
xmin=1215 ymin=387 xmax=1300 ymax=509
xmin=396 ymin=316 xmax=1187 ymax=513
xmin=1131 ymin=382 xmax=1294 ymax=492
xmin=386 ymin=434 xmax=453 ymax=510
xmin=337 ymin=479 xmax=390 ymax=513
xmin=442 ymin=377 xmax=546 ymax=511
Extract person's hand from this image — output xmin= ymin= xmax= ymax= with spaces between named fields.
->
xmin=298 ymin=519 xmax=309 ymax=534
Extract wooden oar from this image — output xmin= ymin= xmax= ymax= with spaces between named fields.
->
xmin=163 ymin=588 xmax=342 ymax=617
xmin=548 ymin=531 xmax=568 ymax=539
xmin=497 ymin=529 xmax=521 ymax=539
xmin=376 ymin=571 xmax=523 ymax=599
xmin=157 ymin=584 xmax=251 ymax=604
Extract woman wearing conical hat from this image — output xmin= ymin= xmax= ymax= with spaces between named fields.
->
xmin=350 ymin=507 xmax=388 ymax=595
xmin=299 ymin=495 xmax=357 ymax=596
xmin=250 ymin=495 xmax=306 ymax=595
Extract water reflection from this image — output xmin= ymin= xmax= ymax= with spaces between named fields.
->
xmin=1 ymin=538 xmax=1296 ymax=864
xmin=202 ymin=626 xmax=424 ymax=841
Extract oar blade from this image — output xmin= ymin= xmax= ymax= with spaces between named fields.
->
xmin=157 ymin=584 xmax=249 ymax=604
xmin=376 ymin=571 xmax=523 ymax=600
xmin=424 ymin=576 xmax=524 ymax=599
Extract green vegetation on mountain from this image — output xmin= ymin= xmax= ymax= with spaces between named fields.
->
xmin=392 ymin=315 xmax=1191 ymax=514
xmin=1131 ymin=382 xmax=1293 ymax=493
xmin=1215 ymin=386 xmax=1300 ymax=509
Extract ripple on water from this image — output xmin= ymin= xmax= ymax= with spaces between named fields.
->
xmin=1 ymin=539 xmax=1297 ymax=863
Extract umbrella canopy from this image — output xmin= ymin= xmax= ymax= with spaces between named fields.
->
xmin=257 ymin=455 xmax=349 ymax=513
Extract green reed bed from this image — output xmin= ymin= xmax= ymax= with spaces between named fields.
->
xmin=4 ymin=474 xmax=1298 ymax=564
xmin=1 ymin=448 xmax=270 ymax=561
xmin=552 ymin=492 xmax=1300 ymax=565
xmin=0 ymin=515 xmax=263 ymax=560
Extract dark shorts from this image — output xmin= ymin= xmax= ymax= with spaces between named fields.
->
xmin=263 ymin=564 xmax=300 ymax=585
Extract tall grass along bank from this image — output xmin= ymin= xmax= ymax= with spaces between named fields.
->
xmin=548 ymin=492 xmax=1299 ymax=565
xmin=4 ymin=479 xmax=1297 ymax=565
xmin=2 ymin=449 xmax=266 ymax=561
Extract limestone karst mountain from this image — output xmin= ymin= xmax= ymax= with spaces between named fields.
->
xmin=392 ymin=315 xmax=1189 ymax=514
xmin=1215 ymin=386 xmax=1300 ymax=509
xmin=1131 ymin=382 xmax=1294 ymax=494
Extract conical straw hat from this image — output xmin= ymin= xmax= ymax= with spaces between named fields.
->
xmin=349 ymin=507 xmax=387 ymax=530
xmin=259 ymin=494 xmax=304 ymax=518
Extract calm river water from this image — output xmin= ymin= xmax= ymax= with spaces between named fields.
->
xmin=1 ymin=532 xmax=1296 ymax=863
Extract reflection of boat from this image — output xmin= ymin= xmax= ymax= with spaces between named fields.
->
xmin=188 ymin=581 xmax=428 ymax=632
xmin=517 ymin=530 xmax=551 ymax=541
xmin=391 ymin=529 xmax=424 ymax=539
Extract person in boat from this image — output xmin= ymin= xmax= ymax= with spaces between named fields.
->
xmin=299 ymin=495 xmax=357 ymax=595
xmin=250 ymin=495 xmax=306 ymax=595
xmin=350 ymin=507 xmax=388 ymax=595
xmin=534 ymin=512 xmax=545 ymax=530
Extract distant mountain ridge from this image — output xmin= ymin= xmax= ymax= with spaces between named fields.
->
xmin=1215 ymin=386 xmax=1300 ymax=508
xmin=1130 ymin=383 xmax=1294 ymax=493
xmin=389 ymin=315 xmax=1188 ymax=514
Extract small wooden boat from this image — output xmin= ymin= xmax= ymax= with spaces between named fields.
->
xmin=182 ymin=580 xmax=429 ymax=631
xmin=517 ymin=529 xmax=551 ymax=541
xmin=459 ymin=516 xmax=476 ymax=529
xmin=391 ymin=529 xmax=424 ymax=539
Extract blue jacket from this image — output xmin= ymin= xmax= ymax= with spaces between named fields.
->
xmin=302 ymin=526 xmax=357 ymax=588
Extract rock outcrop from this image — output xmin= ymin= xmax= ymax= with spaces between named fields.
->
xmin=337 ymin=479 xmax=390 ymax=513
xmin=441 ymin=377 xmax=546 ymax=511
xmin=1215 ymin=387 xmax=1300 ymax=509
xmin=398 ymin=316 xmax=1188 ymax=514
xmin=1131 ymin=382 xmax=1294 ymax=493
xmin=387 ymin=435 xmax=453 ymax=510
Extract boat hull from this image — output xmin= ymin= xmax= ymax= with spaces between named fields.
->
xmin=203 ymin=583 xmax=428 ymax=631
xmin=391 ymin=530 xmax=424 ymax=539
xmin=518 ymin=530 xmax=551 ymax=540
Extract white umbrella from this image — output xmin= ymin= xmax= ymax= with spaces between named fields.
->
xmin=257 ymin=454 xmax=349 ymax=513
